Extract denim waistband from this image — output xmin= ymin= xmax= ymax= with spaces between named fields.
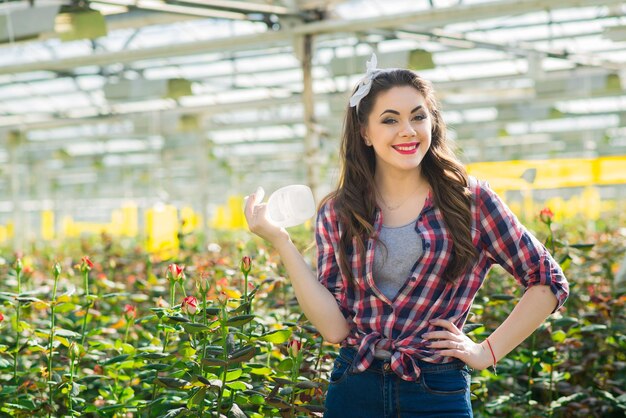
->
xmin=339 ymin=346 xmax=468 ymax=373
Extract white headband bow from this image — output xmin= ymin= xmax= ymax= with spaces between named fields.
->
xmin=349 ymin=53 xmax=380 ymax=110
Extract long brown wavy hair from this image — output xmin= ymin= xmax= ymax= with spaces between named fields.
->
xmin=321 ymin=69 xmax=477 ymax=285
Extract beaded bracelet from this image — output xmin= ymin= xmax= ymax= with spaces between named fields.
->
xmin=485 ymin=338 xmax=497 ymax=376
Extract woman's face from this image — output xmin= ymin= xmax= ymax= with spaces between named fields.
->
xmin=361 ymin=86 xmax=432 ymax=176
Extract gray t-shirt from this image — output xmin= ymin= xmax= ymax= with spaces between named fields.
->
xmin=373 ymin=218 xmax=423 ymax=300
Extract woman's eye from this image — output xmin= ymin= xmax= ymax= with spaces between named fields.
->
xmin=382 ymin=118 xmax=396 ymax=124
xmin=413 ymin=114 xmax=426 ymax=121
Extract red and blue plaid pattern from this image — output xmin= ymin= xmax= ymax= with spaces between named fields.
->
xmin=316 ymin=176 xmax=569 ymax=382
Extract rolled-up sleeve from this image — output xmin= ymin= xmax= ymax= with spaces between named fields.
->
xmin=478 ymin=181 xmax=569 ymax=314
xmin=316 ymin=200 xmax=351 ymax=319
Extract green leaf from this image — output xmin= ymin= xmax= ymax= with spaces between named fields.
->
xmin=462 ymin=324 xmax=483 ymax=334
xmin=266 ymin=396 xmax=290 ymax=409
xmin=179 ymin=346 xmax=196 ymax=358
xmin=551 ymin=330 xmax=567 ymax=343
xmin=277 ymin=358 xmax=294 ymax=373
xmin=187 ymin=387 xmax=207 ymax=409
xmin=551 ymin=317 xmax=578 ymax=328
xmin=580 ymin=324 xmax=608 ymax=333
xmin=102 ymin=354 xmax=130 ymax=366
xmin=54 ymin=328 xmax=81 ymax=339
xmin=259 ymin=329 xmax=291 ymax=344
xmin=164 ymin=315 xmax=191 ymax=323
xmin=204 ymin=307 xmax=221 ymax=316
xmin=162 ymin=407 xmax=187 ymax=417
xmin=569 ymin=243 xmax=594 ymax=251
xmin=226 ymin=381 xmax=248 ymax=391
xmin=180 ymin=322 xmax=210 ymax=334
xmin=226 ymin=368 xmax=243 ymax=381
xmin=489 ymin=294 xmax=515 ymax=301
xmin=102 ymin=292 xmax=130 ymax=299
xmin=154 ymin=377 xmax=190 ymax=389
xmin=137 ymin=352 xmax=171 ymax=360
xmin=226 ymin=315 xmax=255 ymax=327
xmin=249 ymin=366 xmax=272 ymax=376
xmin=228 ymin=345 xmax=256 ymax=364
xmin=271 ymin=376 xmax=296 ymax=386
xmin=295 ymin=379 xmax=320 ymax=389
xmin=55 ymin=303 xmax=77 ymax=314
xmin=16 ymin=296 xmax=41 ymax=303
xmin=296 ymin=404 xmax=326 ymax=414
xmin=229 ymin=302 xmax=250 ymax=314
xmin=141 ymin=363 xmax=170 ymax=371
xmin=202 ymin=357 xmax=228 ymax=367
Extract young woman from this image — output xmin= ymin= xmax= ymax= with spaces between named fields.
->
xmin=244 ymin=54 xmax=569 ymax=417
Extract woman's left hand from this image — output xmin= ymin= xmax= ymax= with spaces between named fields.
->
xmin=423 ymin=318 xmax=493 ymax=370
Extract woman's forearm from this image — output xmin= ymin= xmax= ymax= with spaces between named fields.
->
xmin=480 ymin=285 xmax=558 ymax=364
xmin=273 ymin=237 xmax=351 ymax=344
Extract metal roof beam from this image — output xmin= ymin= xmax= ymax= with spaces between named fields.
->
xmin=0 ymin=0 xmax=621 ymax=76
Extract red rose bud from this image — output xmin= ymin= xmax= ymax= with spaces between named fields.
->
xmin=0 ymin=312 xmax=4 ymax=322
xmin=167 ymin=264 xmax=185 ymax=282
xmin=241 ymin=256 xmax=252 ymax=275
xmin=124 ymin=304 xmax=137 ymax=320
xmin=181 ymin=296 xmax=198 ymax=315
xmin=81 ymin=256 xmax=94 ymax=272
xmin=539 ymin=207 xmax=554 ymax=224
xmin=287 ymin=339 xmax=302 ymax=357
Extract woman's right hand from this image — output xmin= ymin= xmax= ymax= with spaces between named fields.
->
xmin=244 ymin=190 xmax=290 ymax=245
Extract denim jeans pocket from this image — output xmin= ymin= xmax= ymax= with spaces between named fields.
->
xmin=420 ymin=367 xmax=470 ymax=395
xmin=328 ymin=354 xmax=352 ymax=385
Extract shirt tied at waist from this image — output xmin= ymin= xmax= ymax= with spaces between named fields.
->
xmin=350 ymin=333 xmax=428 ymax=382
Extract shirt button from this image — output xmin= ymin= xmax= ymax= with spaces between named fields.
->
xmin=425 ymin=242 xmax=431 ymax=249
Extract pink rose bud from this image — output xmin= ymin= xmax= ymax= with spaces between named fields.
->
xmin=287 ymin=339 xmax=302 ymax=357
xmin=539 ymin=207 xmax=554 ymax=224
xmin=123 ymin=304 xmax=137 ymax=320
xmin=167 ymin=264 xmax=185 ymax=282
xmin=241 ymin=256 xmax=252 ymax=275
xmin=0 ymin=312 xmax=4 ymax=322
xmin=181 ymin=296 xmax=198 ymax=315
xmin=81 ymin=256 xmax=94 ymax=272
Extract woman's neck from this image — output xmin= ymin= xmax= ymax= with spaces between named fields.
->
xmin=374 ymin=169 xmax=426 ymax=199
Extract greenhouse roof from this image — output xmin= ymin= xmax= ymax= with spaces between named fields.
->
xmin=1 ymin=0 xmax=625 ymax=213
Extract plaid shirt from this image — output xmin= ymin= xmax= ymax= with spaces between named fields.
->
xmin=316 ymin=176 xmax=569 ymax=382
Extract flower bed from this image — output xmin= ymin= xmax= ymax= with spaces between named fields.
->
xmin=0 ymin=211 xmax=624 ymax=417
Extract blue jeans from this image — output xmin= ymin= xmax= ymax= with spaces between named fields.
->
xmin=324 ymin=347 xmax=473 ymax=418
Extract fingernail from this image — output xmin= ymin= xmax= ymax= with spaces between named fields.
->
xmin=429 ymin=319 xmax=437 ymax=323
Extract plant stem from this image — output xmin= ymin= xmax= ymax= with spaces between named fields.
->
xmin=13 ymin=268 xmax=22 ymax=380
xmin=200 ymin=292 xmax=208 ymax=375
xmin=80 ymin=270 xmax=90 ymax=347
xmin=216 ymin=307 xmax=229 ymax=417
xmin=124 ymin=322 xmax=131 ymax=345
xmin=527 ymin=333 xmax=536 ymax=416
xmin=243 ymin=272 xmax=248 ymax=313
xmin=80 ymin=303 xmax=91 ymax=347
xmin=48 ymin=273 xmax=59 ymax=418
xmin=170 ymin=281 xmax=176 ymax=307
xmin=68 ymin=356 xmax=75 ymax=415
xmin=14 ymin=301 xmax=20 ymax=380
